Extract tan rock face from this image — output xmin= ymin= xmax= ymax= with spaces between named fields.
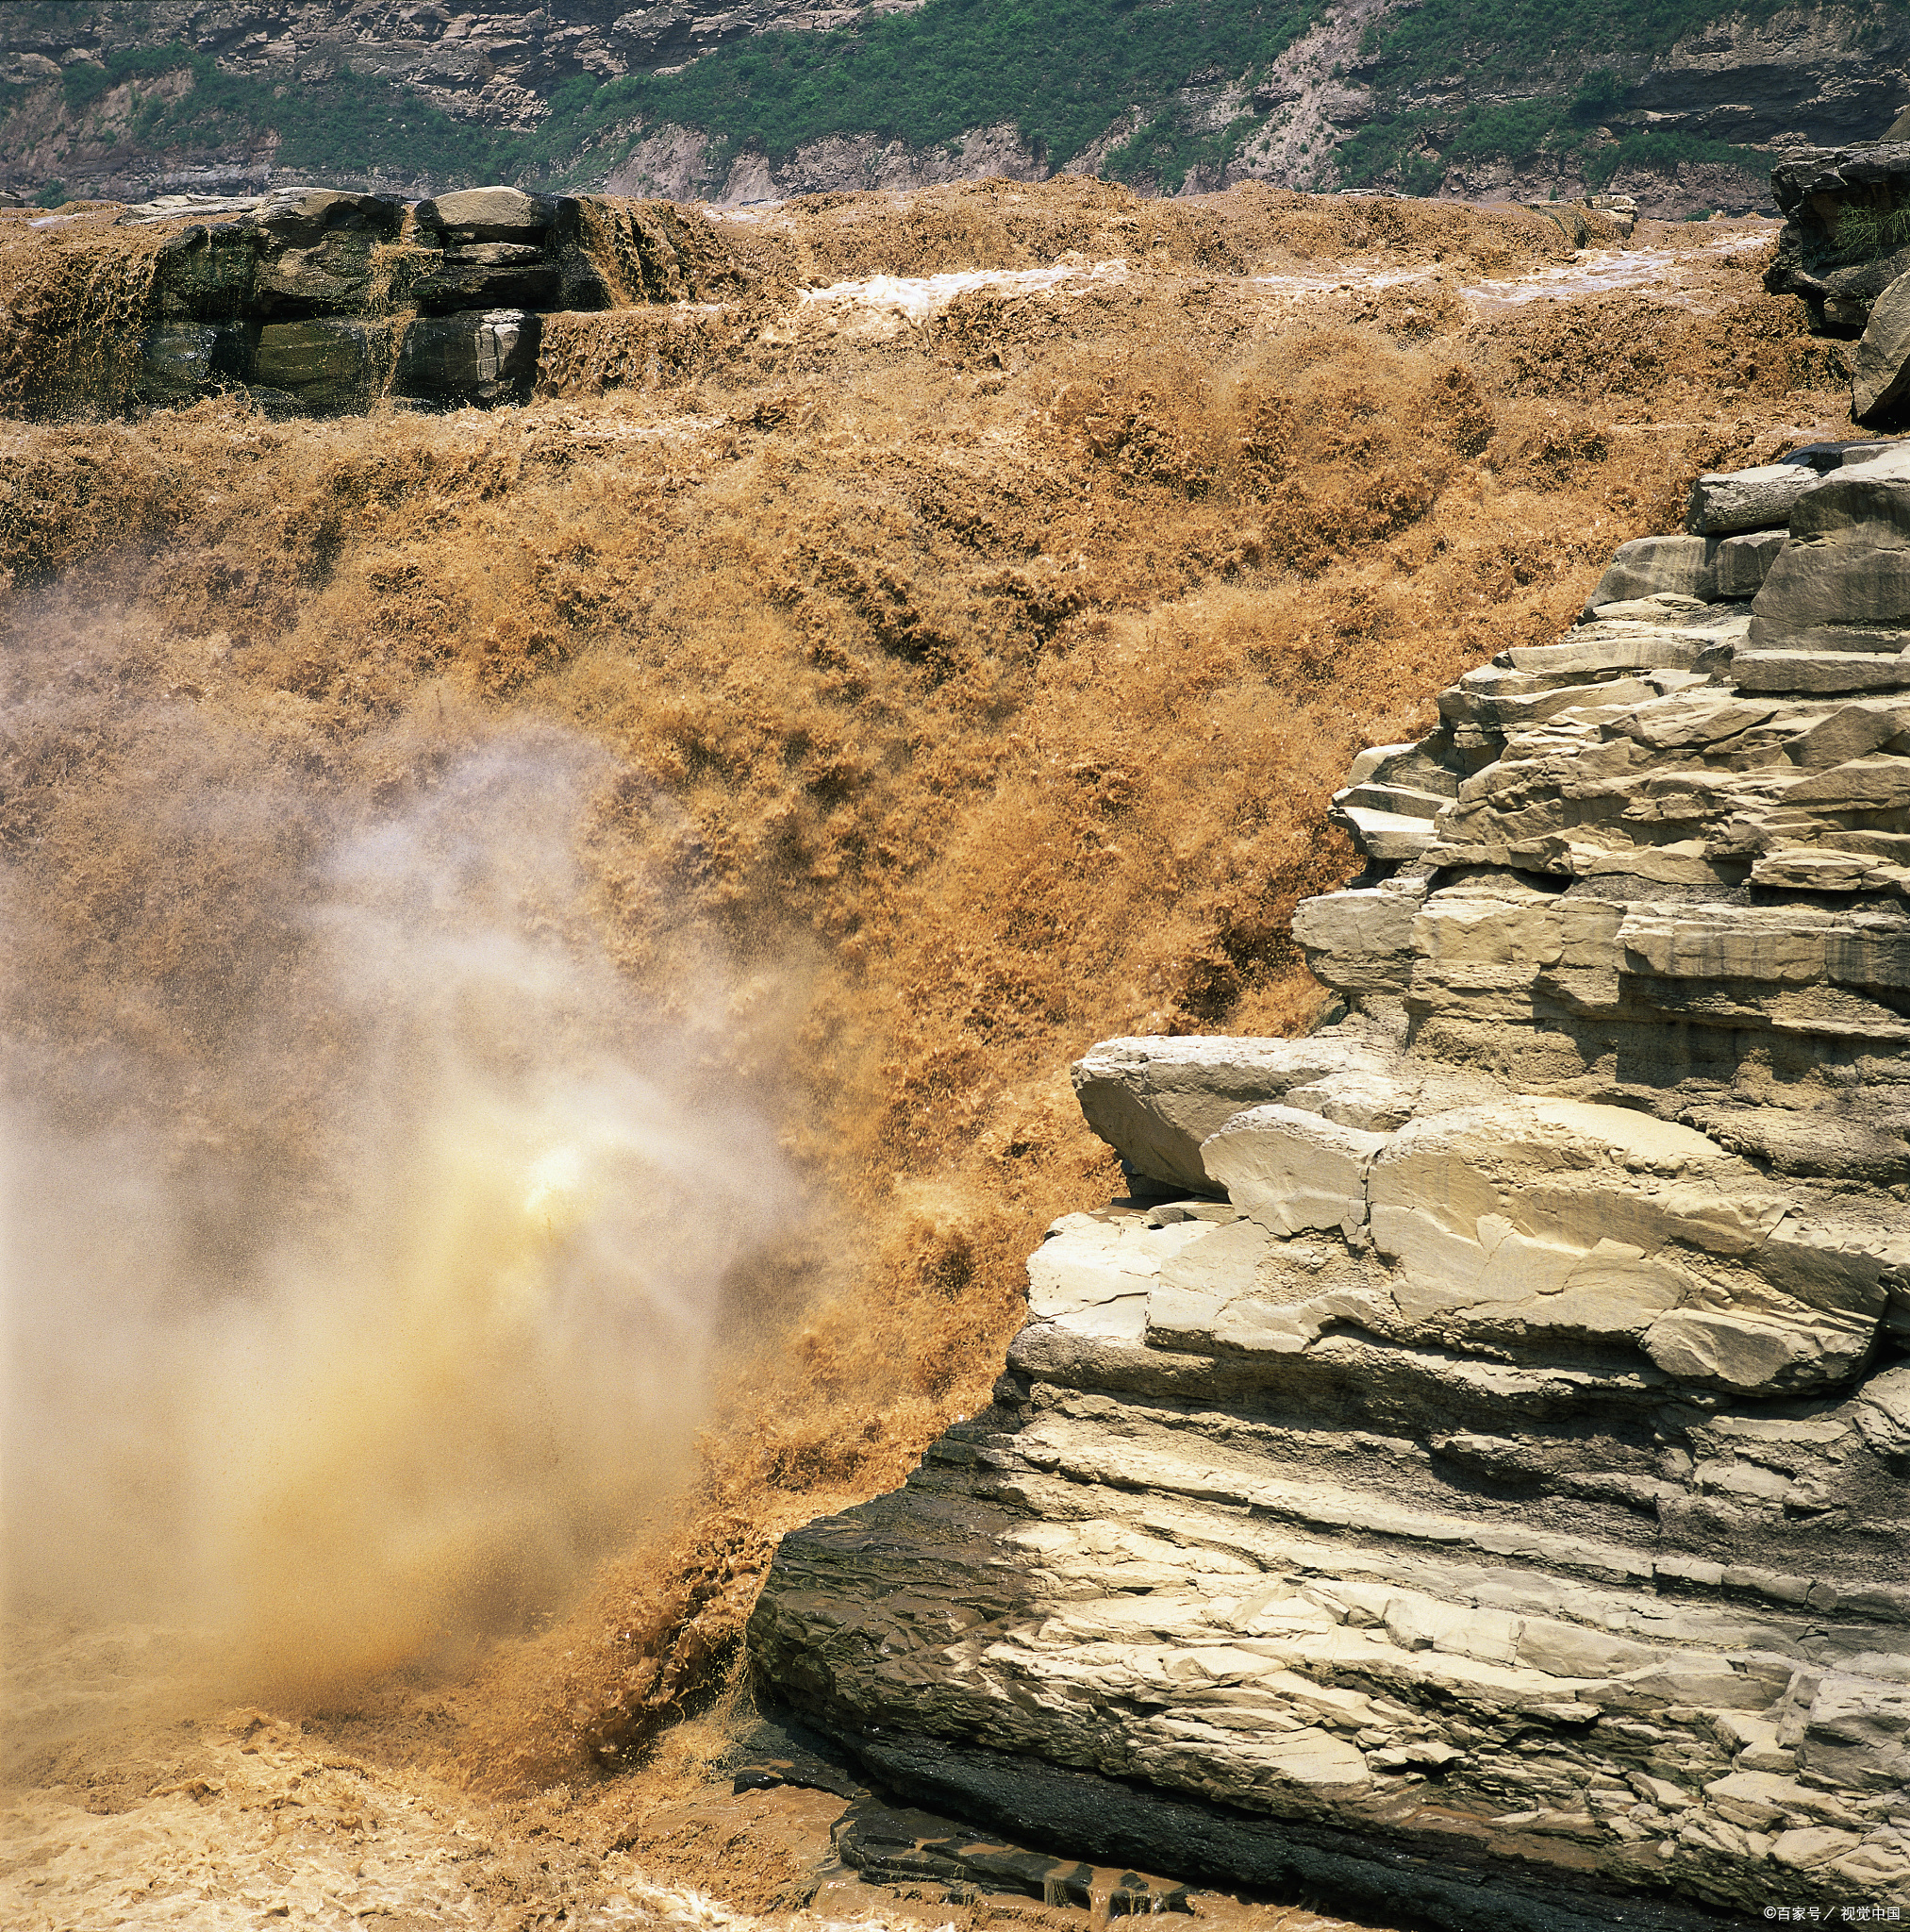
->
xmin=751 ymin=451 xmax=1910 ymax=1928
xmin=1752 ymin=445 xmax=1910 ymax=646
xmin=1854 ymin=270 xmax=1910 ymax=428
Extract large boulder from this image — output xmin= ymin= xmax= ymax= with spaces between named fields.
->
xmin=151 ymin=194 xmax=410 ymax=325
xmin=1750 ymin=443 xmax=1910 ymax=648
xmin=253 ymin=188 xmax=405 ymax=248
xmin=1070 ymin=1035 xmax=1378 ymax=1193
xmin=1853 ymin=269 xmax=1910 ymax=427
xmin=1586 ymin=534 xmax=1717 ymax=608
xmin=1686 ymin=463 xmax=1817 ymax=536
xmin=411 ymin=190 xmax=567 ymax=315
xmin=1766 ymin=141 xmax=1910 ymax=333
xmin=416 ymin=187 xmax=559 ymax=242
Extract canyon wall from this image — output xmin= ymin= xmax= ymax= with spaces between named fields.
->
xmin=748 ymin=442 xmax=1910 ymax=1927
xmin=2 ymin=1 xmax=1905 ymax=215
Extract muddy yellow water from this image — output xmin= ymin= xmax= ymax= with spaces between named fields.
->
xmin=0 ymin=180 xmax=1848 ymax=1926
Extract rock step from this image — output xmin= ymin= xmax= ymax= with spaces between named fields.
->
xmin=1334 ymin=781 xmax=1450 ymax=821
xmin=1503 ymin=631 xmax=1708 ymax=675
xmin=1731 ymin=650 xmax=1910 ymax=693
xmin=1328 ymin=802 xmax=1440 ymax=860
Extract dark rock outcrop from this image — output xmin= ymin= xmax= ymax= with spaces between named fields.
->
xmin=749 ymin=444 xmax=1910 ymax=1927
xmin=394 ymin=309 xmax=541 ymax=407
xmin=1766 ymin=142 xmax=1910 ymax=336
xmin=59 ymin=182 xmax=752 ymax=416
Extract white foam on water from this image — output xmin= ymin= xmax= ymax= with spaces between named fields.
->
xmin=797 ymin=258 xmax=1132 ymax=325
xmin=1459 ymin=230 xmax=1769 ymax=307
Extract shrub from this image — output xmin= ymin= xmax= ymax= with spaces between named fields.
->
xmin=1835 ymin=202 xmax=1910 ymax=264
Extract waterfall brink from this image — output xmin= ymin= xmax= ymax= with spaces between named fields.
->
xmin=576 ymin=195 xmax=639 ymax=308
xmin=0 ymin=215 xmax=167 ymax=414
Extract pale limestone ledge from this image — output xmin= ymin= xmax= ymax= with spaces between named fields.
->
xmin=1040 ymin=1094 xmax=1903 ymax=1396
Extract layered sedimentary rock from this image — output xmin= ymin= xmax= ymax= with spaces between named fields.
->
xmin=105 ymin=183 xmax=749 ymax=415
xmin=750 ymin=442 xmax=1910 ymax=1928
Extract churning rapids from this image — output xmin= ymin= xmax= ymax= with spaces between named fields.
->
xmin=0 ymin=178 xmax=1850 ymax=1929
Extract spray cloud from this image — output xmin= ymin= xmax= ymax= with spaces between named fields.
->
xmin=1 ymin=650 xmax=799 ymax=1692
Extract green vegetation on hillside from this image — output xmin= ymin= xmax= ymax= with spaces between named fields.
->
xmin=552 ymin=0 xmax=1780 ymax=193
xmin=1339 ymin=100 xmax=1767 ymax=197
xmin=42 ymin=40 xmax=503 ymax=184
xmin=1356 ymin=0 xmax=1797 ymax=91
xmin=1336 ymin=0 xmax=1795 ymax=192
xmin=0 ymin=0 xmax=1812 ymax=201
xmin=524 ymin=0 xmax=1323 ymax=191
xmin=8 ymin=5 xmax=1327 ymax=195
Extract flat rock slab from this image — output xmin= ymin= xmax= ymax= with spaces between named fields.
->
xmin=1686 ymin=464 xmax=1816 ymax=537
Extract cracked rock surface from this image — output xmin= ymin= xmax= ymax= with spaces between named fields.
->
xmin=750 ymin=441 xmax=1910 ymax=1926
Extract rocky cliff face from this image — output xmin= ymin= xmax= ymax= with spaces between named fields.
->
xmin=747 ymin=442 xmax=1910 ymax=1927
xmin=1766 ymin=140 xmax=1910 ymax=337
xmin=1281 ymin=0 xmax=1910 ymax=214
xmin=0 ymin=0 xmax=876 ymax=131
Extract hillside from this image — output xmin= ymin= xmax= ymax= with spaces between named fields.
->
xmin=2 ymin=0 xmax=1906 ymax=216
xmin=0 ymin=174 xmax=1866 ymax=1924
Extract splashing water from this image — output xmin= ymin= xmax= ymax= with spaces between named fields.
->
xmin=1 ymin=704 xmax=802 ymax=1695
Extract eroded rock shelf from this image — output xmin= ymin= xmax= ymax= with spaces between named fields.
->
xmin=48 ymin=182 xmax=747 ymax=415
xmin=749 ymin=441 xmax=1910 ymax=1926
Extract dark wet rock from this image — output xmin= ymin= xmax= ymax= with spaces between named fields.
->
xmin=152 ymin=222 xmax=266 ymax=322
xmin=1766 ymin=141 xmax=1910 ymax=335
xmin=152 ymin=198 xmax=417 ymax=322
xmin=411 ymin=247 xmax=563 ymax=316
xmin=839 ymin=1729 xmax=1735 ymax=1932
xmin=251 ymin=318 xmax=397 ymax=414
xmin=26 ymin=180 xmax=757 ymax=417
xmin=834 ymin=1801 xmax=1103 ymax=1907
xmin=393 ymin=309 xmax=540 ymax=407
xmin=136 ymin=320 xmax=254 ymax=401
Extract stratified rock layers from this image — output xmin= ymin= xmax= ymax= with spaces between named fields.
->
xmin=749 ymin=445 xmax=1910 ymax=1928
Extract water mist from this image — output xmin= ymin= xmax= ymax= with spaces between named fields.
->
xmin=0 ymin=697 xmax=799 ymax=1697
